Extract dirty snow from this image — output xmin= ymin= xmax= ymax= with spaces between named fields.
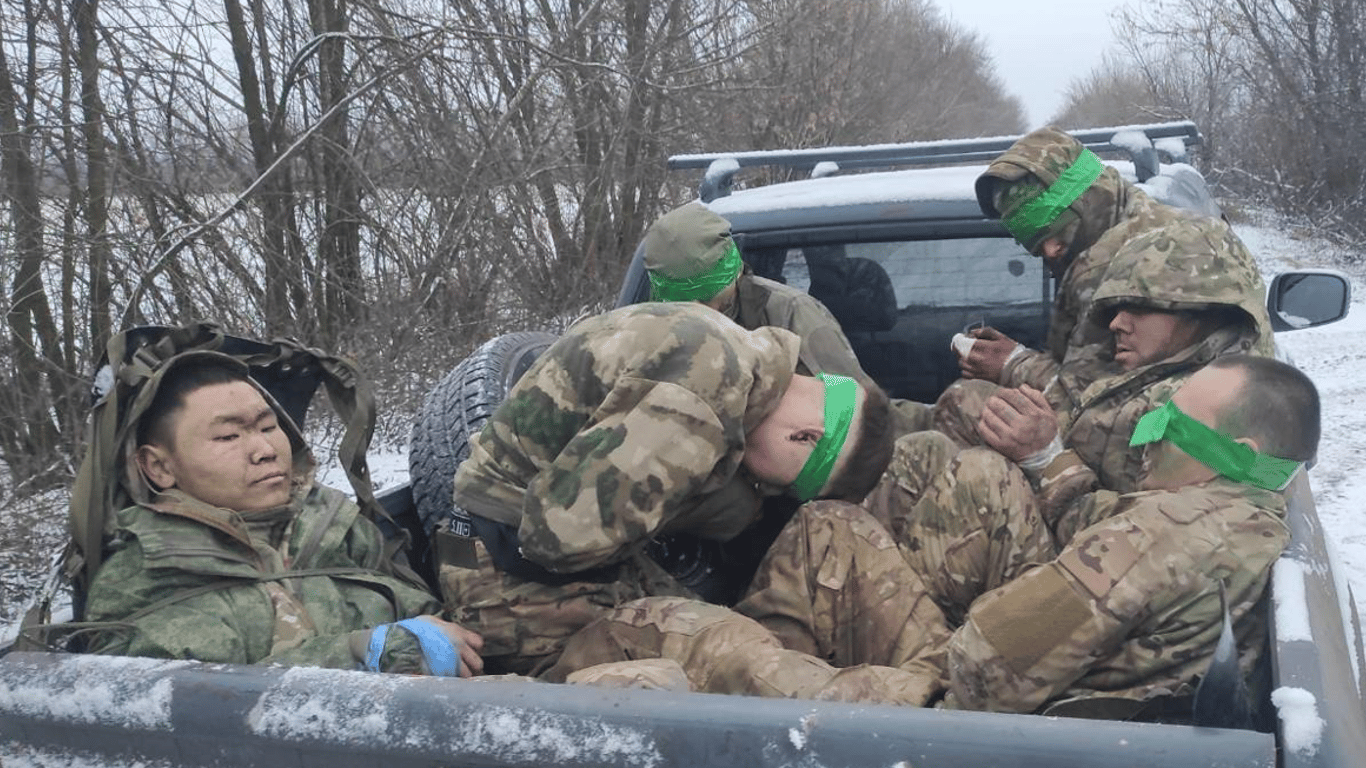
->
xmin=0 ymin=654 xmax=189 ymax=729
xmin=248 ymin=666 xmax=664 ymax=766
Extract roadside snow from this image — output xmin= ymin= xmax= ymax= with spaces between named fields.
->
xmin=1240 ymin=214 xmax=1366 ymax=619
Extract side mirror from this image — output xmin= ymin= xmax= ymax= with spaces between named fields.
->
xmin=1267 ymin=270 xmax=1351 ymax=332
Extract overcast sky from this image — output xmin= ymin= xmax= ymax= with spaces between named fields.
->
xmin=940 ymin=0 xmax=1132 ymax=129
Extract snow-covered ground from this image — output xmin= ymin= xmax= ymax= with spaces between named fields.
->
xmin=1238 ymin=213 xmax=1366 ymax=618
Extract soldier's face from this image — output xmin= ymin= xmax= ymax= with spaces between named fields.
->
xmin=137 ymin=381 xmax=295 ymax=512
xmin=1140 ymin=366 xmax=1244 ymax=490
xmin=742 ymin=418 xmax=819 ymax=488
xmin=1109 ymin=307 xmax=1204 ymax=371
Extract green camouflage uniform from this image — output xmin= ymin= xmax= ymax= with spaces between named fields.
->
xmin=543 ymin=501 xmax=950 ymax=706
xmin=85 ymin=472 xmax=443 ymax=673
xmin=866 ymin=432 xmax=1287 ymax=714
xmin=445 ymin=302 xmax=801 ymax=674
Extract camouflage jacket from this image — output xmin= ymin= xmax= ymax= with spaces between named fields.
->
xmin=454 ymin=302 xmax=800 ymax=575
xmin=948 ymin=476 xmax=1287 ymax=714
xmin=1051 ymin=218 xmax=1275 ymax=493
xmin=730 ymin=272 xmax=869 ymax=383
xmin=85 ymin=482 xmax=442 ymax=673
xmin=984 ymin=133 xmax=1206 ymax=409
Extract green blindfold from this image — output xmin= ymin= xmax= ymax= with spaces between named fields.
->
xmin=790 ymin=373 xmax=859 ymax=502
xmin=648 ymin=241 xmax=743 ymax=302
xmin=1001 ymin=149 xmax=1103 ymax=248
xmin=1130 ymin=400 xmax=1303 ymax=491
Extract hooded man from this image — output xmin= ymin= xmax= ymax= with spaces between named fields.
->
xmin=84 ymin=353 xmax=484 ymax=677
xmin=946 ymin=127 xmax=1255 ymax=421
xmin=443 ymin=301 xmax=895 ymax=675
xmin=970 ymin=216 xmax=1276 ymax=501
xmin=643 ymin=201 xmax=868 ymax=381
xmin=644 ymin=201 xmax=931 ymax=434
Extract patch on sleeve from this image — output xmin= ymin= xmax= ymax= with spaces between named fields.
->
xmin=1055 ymin=526 xmax=1144 ymax=599
xmin=970 ymin=565 xmax=1093 ymax=676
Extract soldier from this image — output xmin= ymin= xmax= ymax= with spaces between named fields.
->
xmin=938 ymin=127 xmax=1265 ymax=435
xmin=905 ymin=354 xmax=1317 ymax=714
xmin=84 ymin=355 xmax=484 ymax=677
xmin=643 ymin=201 xmax=868 ymax=381
xmin=966 ymin=216 xmax=1275 ymax=500
xmin=547 ymin=354 xmax=1319 ymax=717
xmin=644 ymin=201 xmax=932 ymax=434
xmin=442 ymin=301 xmax=895 ymax=675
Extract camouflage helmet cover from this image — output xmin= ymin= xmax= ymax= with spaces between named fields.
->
xmin=1088 ymin=216 xmax=1272 ymax=338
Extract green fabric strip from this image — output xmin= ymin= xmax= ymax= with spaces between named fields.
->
xmin=790 ymin=374 xmax=859 ymax=501
xmin=1002 ymin=149 xmax=1103 ymax=246
xmin=1130 ymin=400 xmax=1302 ymax=491
xmin=648 ymin=241 xmax=742 ymax=302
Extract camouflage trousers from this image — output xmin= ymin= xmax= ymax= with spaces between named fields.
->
xmin=863 ymin=431 xmax=1057 ymax=627
xmin=437 ymin=539 xmax=692 ymax=676
xmin=930 ymin=379 xmax=999 ymax=447
xmin=889 ymin=397 xmax=935 ymax=437
xmin=544 ymin=501 xmax=949 ymax=706
xmin=931 ymin=377 xmax=1078 ymax=450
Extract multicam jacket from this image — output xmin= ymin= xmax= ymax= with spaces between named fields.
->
xmin=948 ymin=476 xmax=1287 ymax=713
xmin=454 ymin=302 xmax=800 ymax=575
xmin=978 ymin=128 xmax=1209 ymax=411
xmin=1051 ymin=218 xmax=1275 ymax=494
xmin=85 ymin=481 xmax=443 ymax=672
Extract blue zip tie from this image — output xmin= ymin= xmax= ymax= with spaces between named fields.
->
xmin=394 ymin=618 xmax=461 ymax=677
xmin=364 ymin=623 xmax=391 ymax=672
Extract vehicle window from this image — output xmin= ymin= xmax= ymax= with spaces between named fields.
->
xmin=746 ymin=238 xmax=1051 ymax=403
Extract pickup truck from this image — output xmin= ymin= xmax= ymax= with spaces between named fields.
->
xmin=3 ymin=122 xmax=1362 ymax=768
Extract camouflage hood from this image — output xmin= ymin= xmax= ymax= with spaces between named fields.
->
xmin=1088 ymin=217 xmax=1273 ymax=353
xmin=642 ymin=201 xmax=735 ymax=280
xmin=117 ymin=350 xmax=316 ymax=508
xmin=976 ymin=127 xmax=1131 ymax=257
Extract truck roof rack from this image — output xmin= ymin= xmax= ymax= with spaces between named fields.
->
xmin=671 ymin=121 xmax=1203 ymax=201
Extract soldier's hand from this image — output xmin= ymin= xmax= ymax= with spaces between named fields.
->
xmin=977 ymin=385 xmax=1057 ymax=462
xmin=957 ymin=327 xmax=1020 ymax=383
xmin=414 ymin=615 xmax=486 ymax=677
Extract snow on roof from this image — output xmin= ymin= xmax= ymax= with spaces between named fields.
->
xmin=1110 ymin=130 xmax=1152 ymax=155
xmin=707 ymin=161 xmax=1155 ymax=219
xmin=708 ymin=165 xmax=986 ymax=216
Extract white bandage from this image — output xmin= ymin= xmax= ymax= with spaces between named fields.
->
xmin=951 ymin=333 xmax=976 ymax=359
xmin=1018 ymin=434 xmax=1064 ymax=475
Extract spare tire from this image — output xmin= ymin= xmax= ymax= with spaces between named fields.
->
xmin=409 ymin=331 xmax=558 ymax=534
